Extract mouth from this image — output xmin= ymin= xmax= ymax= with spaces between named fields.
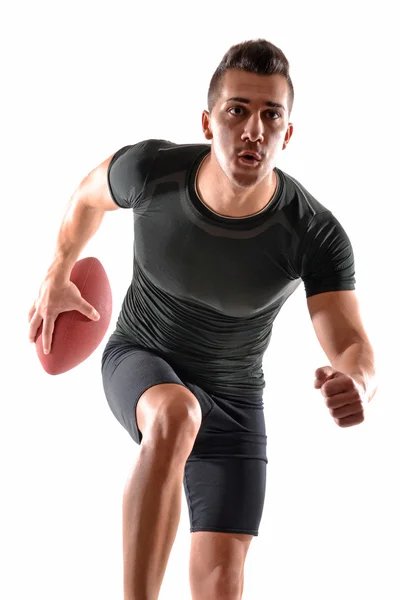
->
xmin=237 ymin=153 xmax=262 ymax=167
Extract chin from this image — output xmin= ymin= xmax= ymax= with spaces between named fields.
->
xmin=217 ymin=153 xmax=263 ymax=189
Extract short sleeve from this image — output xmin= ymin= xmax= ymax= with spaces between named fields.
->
xmin=107 ymin=139 xmax=161 ymax=209
xmin=298 ymin=211 xmax=356 ymax=297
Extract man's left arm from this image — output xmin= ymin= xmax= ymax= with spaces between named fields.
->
xmin=307 ymin=290 xmax=377 ymax=428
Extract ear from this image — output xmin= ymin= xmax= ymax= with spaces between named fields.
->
xmin=282 ymin=122 xmax=294 ymax=150
xmin=202 ymin=110 xmax=213 ymax=140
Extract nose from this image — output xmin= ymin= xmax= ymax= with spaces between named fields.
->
xmin=241 ymin=113 xmax=264 ymax=144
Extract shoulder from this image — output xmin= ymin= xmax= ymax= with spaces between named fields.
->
xmin=276 ymin=168 xmax=352 ymax=244
xmin=109 ymin=138 xmax=175 ymax=168
xmin=106 ymin=139 xmax=174 ymax=209
xmin=277 ymin=168 xmax=331 ymax=220
xmin=110 ymin=139 xmax=210 ymax=177
xmin=107 ymin=139 xmax=209 ymax=209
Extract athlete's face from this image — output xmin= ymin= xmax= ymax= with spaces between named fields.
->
xmin=202 ymin=69 xmax=293 ymax=189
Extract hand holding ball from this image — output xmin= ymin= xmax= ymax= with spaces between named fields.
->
xmin=28 ymin=257 xmax=112 ymax=374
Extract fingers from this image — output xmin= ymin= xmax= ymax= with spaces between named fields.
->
xmin=28 ymin=295 xmax=99 ymax=355
xmin=28 ymin=304 xmax=36 ymax=323
xmin=81 ymin=301 xmax=100 ymax=321
xmin=42 ymin=317 xmax=55 ymax=355
xmin=329 ymin=399 xmax=363 ymax=419
xmin=28 ymin=310 xmax=54 ymax=354
xmin=28 ymin=311 xmax=41 ymax=343
xmin=321 ymin=375 xmax=357 ymax=398
xmin=315 ymin=366 xmax=335 ymax=380
xmin=334 ymin=412 xmax=365 ymax=428
xmin=324 ymin=390 xmax=360 ymax=410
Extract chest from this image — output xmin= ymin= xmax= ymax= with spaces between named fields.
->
xmin=133 ymin=210 xmax=300 ymax=317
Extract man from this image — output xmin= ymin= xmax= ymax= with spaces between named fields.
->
xmin=29 ymin=39 xmax=376 ymax=600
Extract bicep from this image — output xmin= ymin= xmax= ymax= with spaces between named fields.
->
xmin=75 ymin=151 xmax=122 ymax=211
xmin=75 ymin=139 xmax=164 ymax=211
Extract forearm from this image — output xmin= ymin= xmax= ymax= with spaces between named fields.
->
xmin=45 ymin=195 xmax=105 ymax=282
xmin=331 ymin=341 xmax=377 ymax=402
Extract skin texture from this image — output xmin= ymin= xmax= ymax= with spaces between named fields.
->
xmin=197 ymin=69 xmax=293 ymax=217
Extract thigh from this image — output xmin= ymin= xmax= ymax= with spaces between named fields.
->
xmin=184 ymin=457 xmax=267 ymax=536
xmin=101 ymin=338 xmax=213 ymax=444
xmin=183 ymin=394 xmax=268 ymax=536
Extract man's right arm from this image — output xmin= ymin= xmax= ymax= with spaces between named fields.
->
xmin=46 ymin=152 xmax=120 ymax=283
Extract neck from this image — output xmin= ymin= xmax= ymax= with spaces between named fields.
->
xmin=196 ymin=152 xmax=277 ymax=219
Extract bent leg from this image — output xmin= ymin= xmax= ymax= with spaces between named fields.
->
xmin=122 ymin=383 xmax=202 ymax=600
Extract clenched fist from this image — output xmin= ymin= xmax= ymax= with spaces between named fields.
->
xmin=314 ymin=366 xmax=366 ymax=428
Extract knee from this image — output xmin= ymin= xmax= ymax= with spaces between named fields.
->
xmin=138 ymin=384 xmax=202 ymax=458
xmin=192 ymin=566 xmax=243 ymax=600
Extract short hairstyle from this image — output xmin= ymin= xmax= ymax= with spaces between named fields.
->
xmin=207 ymin=39 xmax=294 ymax=115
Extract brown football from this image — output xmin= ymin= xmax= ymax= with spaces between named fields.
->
xmin=35 ymin=257 xmax=112 ymax=375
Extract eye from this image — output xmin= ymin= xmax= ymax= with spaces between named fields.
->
xmin=228 ymin=106 xmax=244 ymax=116
xmin=266 ymin=110 xmax=281 ymax=119
xmin=228 ymin=106 xmax=282 ymax=119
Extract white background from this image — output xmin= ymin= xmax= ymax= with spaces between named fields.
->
xmin=1 ymin=1 xmax=399 ymax=599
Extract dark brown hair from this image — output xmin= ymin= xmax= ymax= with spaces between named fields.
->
xmin=207 ymin=39 xmax=294 ymax=115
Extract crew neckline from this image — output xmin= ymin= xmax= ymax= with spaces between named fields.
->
xmin=186 ymin=147 xmax=284 ymax=228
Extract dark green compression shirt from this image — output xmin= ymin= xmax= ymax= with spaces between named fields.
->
xmin=107 ymin=139 xmax=355 ymax=403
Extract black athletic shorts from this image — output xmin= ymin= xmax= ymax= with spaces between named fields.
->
xmin=101 ymin=333 xmax=268 ymax=536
